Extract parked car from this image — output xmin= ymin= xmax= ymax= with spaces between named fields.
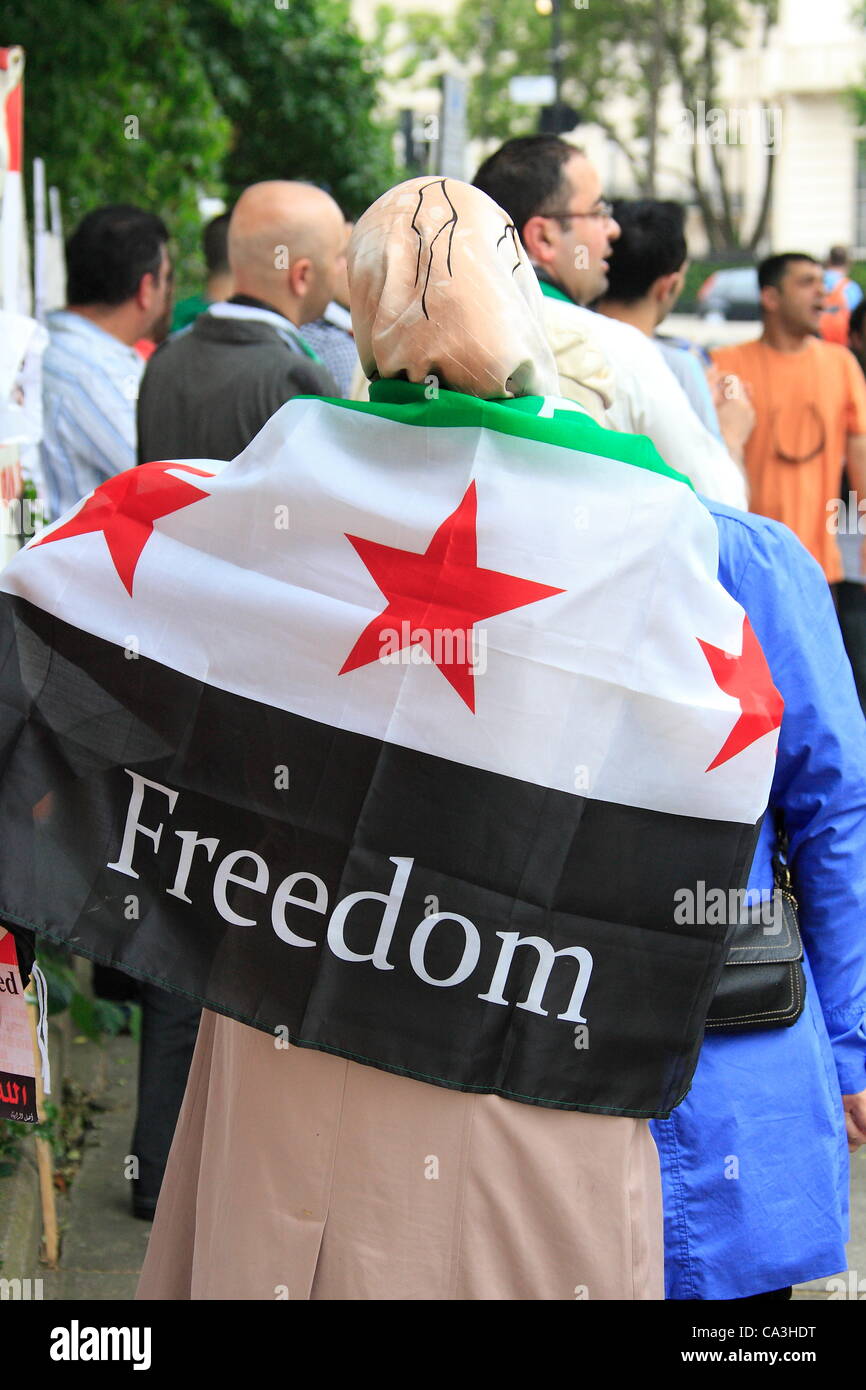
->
xmin=697 ymin=266 xmax=760 ymax=320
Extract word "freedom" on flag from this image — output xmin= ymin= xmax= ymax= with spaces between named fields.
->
xmin=109 ymin=769 xmax=594 ymax=1024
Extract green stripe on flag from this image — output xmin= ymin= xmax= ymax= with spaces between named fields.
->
xmin=298 ymin=380 xmax=691 ymax=490
xmin=538 ymin=279 xmax=575 ymax=305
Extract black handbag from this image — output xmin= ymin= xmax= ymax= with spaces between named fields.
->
xmin=705 ymin=816 xmax=806 ymax=1033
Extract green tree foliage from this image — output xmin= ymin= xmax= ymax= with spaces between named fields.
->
xmin=387 ymin=0 xmax=777 ymax=252
xmin=11 ymin=0 xmax=231 ymax=285
xmin=10 ymin=0 xmax=397 ymax=287
xmin=188 ymin=0 xmax=398 ymax=219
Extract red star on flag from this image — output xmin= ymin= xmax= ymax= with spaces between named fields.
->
xmin=340 ymin=482 xmax=564 ymax=712
xmin=33 ymin=461 xmax=214 ymax=596
xmin=698 ymin=615 xmax=784 ymax=772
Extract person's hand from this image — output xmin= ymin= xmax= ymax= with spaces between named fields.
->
xmin=712 ymin=372 xmax=756 ymax=461
xmin=707 ymin=364 xmax=725 ymax=410
xmin=842 ymin=1088 xmax=866 ymax=1152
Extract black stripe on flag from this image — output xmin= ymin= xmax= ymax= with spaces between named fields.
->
xmin=0 ymin=595 xmax=758 ymax=1117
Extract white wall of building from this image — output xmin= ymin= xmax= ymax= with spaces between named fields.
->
xmin=770 ymin=96 xmax=858 ymax=254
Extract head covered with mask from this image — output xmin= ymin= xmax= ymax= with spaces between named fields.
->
xmin=348 ymin=176 xmax=560 ymax=400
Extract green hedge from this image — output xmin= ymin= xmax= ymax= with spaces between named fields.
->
xmin=849 ymin=262 xmax=866 ymax=295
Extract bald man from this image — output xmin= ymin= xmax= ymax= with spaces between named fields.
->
xmin=137 ymin=181 xmax=345 ymax=464
xmin=128 ymin=182 xmax=344 ymax=1222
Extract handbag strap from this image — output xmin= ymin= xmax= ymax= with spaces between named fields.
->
xmin=771 ymin=807 xmax=794 ymax=895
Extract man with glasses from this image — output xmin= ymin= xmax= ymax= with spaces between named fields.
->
xmin=713 ymin=253 xmax=866 ymax=588
xmin=473 ymin=137 xmax=747 ymax=506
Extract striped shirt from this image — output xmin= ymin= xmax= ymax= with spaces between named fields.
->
xmin=302 ymin=301 xmax=358 ymax=398
xmin=40 ymin=310 xmax=144 ymax=521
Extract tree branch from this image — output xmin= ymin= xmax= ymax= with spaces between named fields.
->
xmin=746 ymin=145 xmax=776 ymax=252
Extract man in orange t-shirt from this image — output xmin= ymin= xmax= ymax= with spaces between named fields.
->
xmin=712 ymin=252 xmax=866 ymax=585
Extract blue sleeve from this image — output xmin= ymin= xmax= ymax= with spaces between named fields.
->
xmin=845 ymin=280 xmax=864 ymax=311
xmin=721 ymin=514 xmax=866 ymax=1095
xmin=682 ymin=353 xmax=724 ymax=442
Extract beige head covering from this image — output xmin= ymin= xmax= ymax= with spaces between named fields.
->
xmin=348 ymin=177 xmax=559 ymax=399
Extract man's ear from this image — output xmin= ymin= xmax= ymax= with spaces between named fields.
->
xmin=133 ymin=272 xmax=154 ymax=311
xmin=655 ymin=271 xmax=683 ymax=308
xmin=522 ymin=216 xmax=556 ymax=267
xmin=653 ymin=272 xmax=675 ymax=304
xmin=288 ymin=256 xmax=314 ymax=300
xmin=760 ymin=285 xmax=779 ymax=316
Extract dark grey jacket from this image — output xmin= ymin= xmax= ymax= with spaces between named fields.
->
xmin=137 ymin=311 xmax=338 ymax=464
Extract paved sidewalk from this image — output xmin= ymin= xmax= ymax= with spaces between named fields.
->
xmin=40 ymin=1034 xmax=150 ymax=1300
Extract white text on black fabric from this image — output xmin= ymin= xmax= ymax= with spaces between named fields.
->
xmin=107 ymin=770 xmax=594 ymax=1025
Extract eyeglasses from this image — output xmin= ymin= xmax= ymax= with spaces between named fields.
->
xmin=542 ymin=200 xmax=615 ymax=223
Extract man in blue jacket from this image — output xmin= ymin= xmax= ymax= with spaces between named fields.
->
xmin=652 ymin=500 xmax=866 ymax=1299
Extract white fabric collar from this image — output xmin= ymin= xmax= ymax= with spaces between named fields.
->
xmin=206 ymin=302 xmax=300 ymax=335
xmin=324 ymin=301 xmax=352 ymax=333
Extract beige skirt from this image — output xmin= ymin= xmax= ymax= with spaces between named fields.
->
xmin=136 ymin=1009 xmax=663 ymax=1300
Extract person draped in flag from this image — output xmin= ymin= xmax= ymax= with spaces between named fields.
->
xmin=0 ymin=178 xmax=781 ymax=1300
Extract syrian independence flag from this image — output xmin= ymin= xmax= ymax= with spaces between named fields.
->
xmin=0 ymin=382 xmax=782 ymax=1118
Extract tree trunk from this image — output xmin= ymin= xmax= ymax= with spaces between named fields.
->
xmin=701 ymin=12 xmax=739 ymax=248
xmin=645 ymin=0 xmax=666 ymax=195
xmin=746 ymin=142 xmax=776 ymax=252
xmin=689 ymin=138 xmax=727 ymax=252
xmin=595 ymin=115 xmax=648 ymax=189
xmin=664 ymin=17 xmax=727 ymax=251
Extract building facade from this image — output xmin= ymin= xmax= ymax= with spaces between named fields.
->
xmin=351 ymin=0 xmax=866 ymax=257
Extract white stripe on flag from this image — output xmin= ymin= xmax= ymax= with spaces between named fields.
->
xmin=2 ymin=398 xmax=775 ymax=824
